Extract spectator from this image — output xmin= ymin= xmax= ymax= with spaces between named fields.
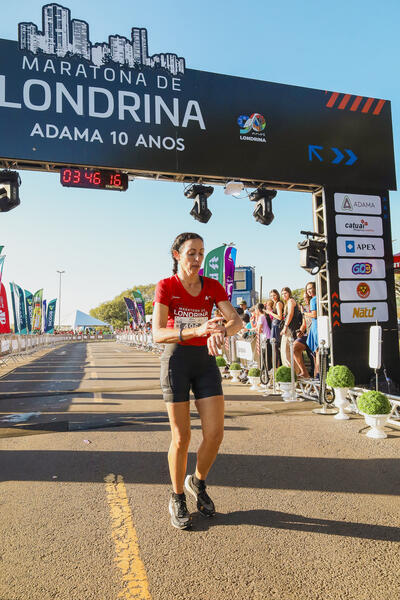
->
xmin=239 ymin=300 xmax=251 ymax=317
xmin=293 ymin=284 xmax=316 ymax=378
xmin=255 ymin=303 xmax=271 ymax=340
xmin=267 ymin=289 xmax=284 ymax=366
xmin=236 ymin=306 xmax=244 ymax=316
xmin=280 ymin=287 xmax=303 ymax=369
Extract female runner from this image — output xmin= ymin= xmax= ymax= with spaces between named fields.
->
xmin=153 ymin=232 xmax=242 ymax=529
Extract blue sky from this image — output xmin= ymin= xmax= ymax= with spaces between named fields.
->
xmin=1 ymin=0 xmax=399 ymax=325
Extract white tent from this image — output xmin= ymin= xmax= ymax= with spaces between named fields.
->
xmin=72 ymin=310 xmax=111 ymax=330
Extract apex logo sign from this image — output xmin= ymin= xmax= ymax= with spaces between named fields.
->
xmin=337 ymin=236 xmax=384 ymax=257
xmin=334 ymin=193 xmax=381 ymax=215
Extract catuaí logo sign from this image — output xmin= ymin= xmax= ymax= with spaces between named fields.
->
xmin=237 ymin=113 xmax=266 ymax=143
xmin=356 ymin=282 xmax=370 ymax=299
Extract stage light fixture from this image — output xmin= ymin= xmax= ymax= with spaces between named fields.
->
xmin=224 ymin=181 xmax=244 ymax=197
xmin=249 ymin=188 xmax=276 ymax=226
xmin=297 ymin=231 xmax=326 ymax=275
xmin=184 ymin=184 xmax=214 ymax=223
xmin=0 ymin=170 xmax=21 ymax=212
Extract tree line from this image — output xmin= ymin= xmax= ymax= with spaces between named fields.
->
xmin=90 ymin=284 xmax=156 ymax=329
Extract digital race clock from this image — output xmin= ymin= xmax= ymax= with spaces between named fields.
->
xmin=60 ymin=168 xmax=128 ymax=191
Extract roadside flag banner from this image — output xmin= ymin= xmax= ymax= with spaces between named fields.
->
xmin=45 ymin=299 xmax=57 ymax=333
xmin=224 ymin=246 xmax=237 ymax=302
xmin=32 ymin=289 xmax=43 ymax=332
xmin=0 ymin=255 xmax=5 ymax=289
xmin=25 ymin=290 xmax=34 ymax=333
xmin=124 ymin=297 xmax=138 ymax=329
xmin=9 ymin=282 xmax=20 ymax=333
xmin=15 ymin=283 xmax=27 ymax=334
xmin=132 ymin=290 xmax=146 ymax=324
xmin=204 ymin=245 xmax=225 ymax=285
xmin=0 ymin=246 xmax=4 ymax=255
xmin=42 ymin=300 xmax=47 ymax=332
xmin=0 ymin=283 xmax=11 ymax=333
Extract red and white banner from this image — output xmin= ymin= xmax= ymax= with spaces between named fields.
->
xmin=0 ymin=283 xmax=11 ymax=333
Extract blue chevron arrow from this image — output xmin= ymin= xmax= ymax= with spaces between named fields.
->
xmin=345 ymin=149 xmax=358 ymax=165
xmin=308 ymin=145 xmax=323 ymax=161
xmin=331 ymin=147 xmax=344 ymax=164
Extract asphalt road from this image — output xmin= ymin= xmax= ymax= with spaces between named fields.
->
xmin=0 ymin=341 xmax=399 ymax=600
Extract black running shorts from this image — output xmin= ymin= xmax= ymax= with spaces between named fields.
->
xmin=160 ymin=344 xmax=223 ymax=403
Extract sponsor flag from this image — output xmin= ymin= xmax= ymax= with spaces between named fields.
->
xmin=9 ymin=282 xmax=27 ymax=333
xmin=0 ymin=283 xmax=11 ymax=333
xmin=0 ymin=255 xmax=5 ymax=289
xmin=32 ymin=289 xmax=43 ymax=333
xmin=42 ymin=300 xmax=47 ymax=332
xmin=25 ymin=290 xmax=34 ymax=332
xmin=204 ymin=244 xmax=237 ymax=300
xmin=45 ymin=299 xmax=57 ymax=333
xmin=124 ymin=297 xmax=138 ymax=329
xmin=132 ymin=290 xmax=146 ymax=325
xmin=204 ymin=245 xmax=225 ymax=285
xmin=224 ymin=246 xmax=237 ymax=302
xmin=0 ymin=245 xmax=4 ymax=255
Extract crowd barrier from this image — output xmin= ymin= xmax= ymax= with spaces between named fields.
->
xmin=0 ymin=333 xmax=73 ymax=367
xmin=116 ymin=330 xmax=400 ymax=425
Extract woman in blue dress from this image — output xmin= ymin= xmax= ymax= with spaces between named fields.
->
xmin=293 ymin=282 xmax=318 ymax=378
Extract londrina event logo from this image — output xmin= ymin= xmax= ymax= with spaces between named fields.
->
xmin=237 ymin=113 xmax=266 ymax=142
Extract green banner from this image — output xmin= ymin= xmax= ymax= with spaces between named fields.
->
xmin=45 ymin=299 xmax=57 ymax=334
xmin=32 ymin=289 xmax=43 ymax=332
xmin=25 ymin=290 xmax=33 ymax=333
xmin=204 ymin=245 xmax=226 ymax=285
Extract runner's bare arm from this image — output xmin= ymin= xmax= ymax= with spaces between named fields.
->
xmin=152 ymin=302 xmax=224 ymax=344
xmin=216 ymin=300 xmax=243 ymax=337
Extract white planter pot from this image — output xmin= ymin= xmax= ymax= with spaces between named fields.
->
xmin=333 ymin=387 xmax=350 ymax=420
xmin=279 ymin=381 xmax=297 ymax=402
xmin=229 ymin=370 xmax=240 ymax=382
xmin=360 ymin=413 xmax=389 ymax=439
xmin=248 ymin=376 xmax=261 ymax=391
xmin=219 ymin=366 xmax=227 ymax=377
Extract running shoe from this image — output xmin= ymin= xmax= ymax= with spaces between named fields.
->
xmin=185 ymin=474 xmax=216 ymax=517
xmin=168 ymin=494 xmax=192 ymax=530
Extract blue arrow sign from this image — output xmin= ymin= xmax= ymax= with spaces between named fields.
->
xmin=345 ymin=149 xmax=358 ymax=165
xmin=331 ymin=147 xmax=344 ymax=164
xmin=308 ymin=145 xmax=323 ymax=162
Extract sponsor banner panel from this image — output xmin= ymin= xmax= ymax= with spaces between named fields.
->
xmin=340 ymin=302 xmax=388 ymax=323
xmin=335 ymin=215 xmax=383 ymax=236
xmin=337 ymin=258 xmax=386 ymax=279
xmin=334 ymin=193 xmax=381 ymax=215
xmin=336 ymin=237 xmax=384 ymax=257
xmin=339 ymin=280 xmax=387 ymax=301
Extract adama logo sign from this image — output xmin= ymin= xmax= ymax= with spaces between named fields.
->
xmin=334 ymin=193 xmax=381 ymax=215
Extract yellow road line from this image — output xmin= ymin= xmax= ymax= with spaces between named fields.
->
xmin=104 ymin=473 xmax=152 ymax=600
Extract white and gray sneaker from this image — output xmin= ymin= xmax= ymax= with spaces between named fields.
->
xmin=169 ymin=493 xmax=192 ymax=530
xmin=185 ymin=474 xmax=216 ymax=517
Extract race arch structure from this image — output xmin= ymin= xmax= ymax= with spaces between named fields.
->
xmin=0 ymin=3 xmax=398 ymax=384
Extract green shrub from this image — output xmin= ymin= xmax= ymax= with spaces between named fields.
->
xmin=275 ymin=366 xmax=296 ymax=382
xmin=357 ymin=390 xmax=391 ymax=415
xmin=216 ymin=356 xmax=227 ymax=367
xmin=248 ymin=367 xmax=261 ymax=377
xmin=229 ymin=362 xmax=241 ymax=370
xmin=326 ymin=365 xmax=355 ymax=388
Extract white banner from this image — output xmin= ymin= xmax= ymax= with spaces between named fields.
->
xmin=334 ymin=193 xmax=381 ymax=215
xmin=335 ymin=215 xmax=383 ymax=236
xmin=235 ymin=340 xmax=254 ymax=361
xmin=340 ymin=302 xmax=388 ymax=323
xmin=336 ymin=237 xmax=384 ymax=257
xmin=337 ymin=258 xmax=386 ymax=279
xmin=339 ymin=280 xmax=387 ymax=301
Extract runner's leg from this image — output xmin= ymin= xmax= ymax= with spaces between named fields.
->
xmin=194 ymin=395 xmax=224 ymax=480
xmin=166 ymin=401 xmax=191 ymax=493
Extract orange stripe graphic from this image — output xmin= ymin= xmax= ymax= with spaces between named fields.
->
xmin=372 ymin=99 xmax=386 ymax=115
xmin=361 ymin=98 xmax=374 ymax=113
xmin=326 ymin=92 xmax=339 ymax=107
xmin=338 ymin=94 xmax=351 ymax=109
xmin=350 ymin=96 xmax=363 ymax=111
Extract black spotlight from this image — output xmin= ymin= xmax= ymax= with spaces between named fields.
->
xmin=297 ymin=231 xmax=326 ymax=275
xmin=0 ymin=170 xmax=21 ymax=212
xmin=184 ymin=184 xmax=214 ymax=223
xmin=249 ymin=188 xmax=276 ymax=226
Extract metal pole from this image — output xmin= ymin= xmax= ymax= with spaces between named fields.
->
xmin=289 ymin=335 xmax=297 ymax=401
xmin=259 ymin=275 xmax=263 ymax=303
xmin=56 ymin=270 xmax=65 ymax=332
